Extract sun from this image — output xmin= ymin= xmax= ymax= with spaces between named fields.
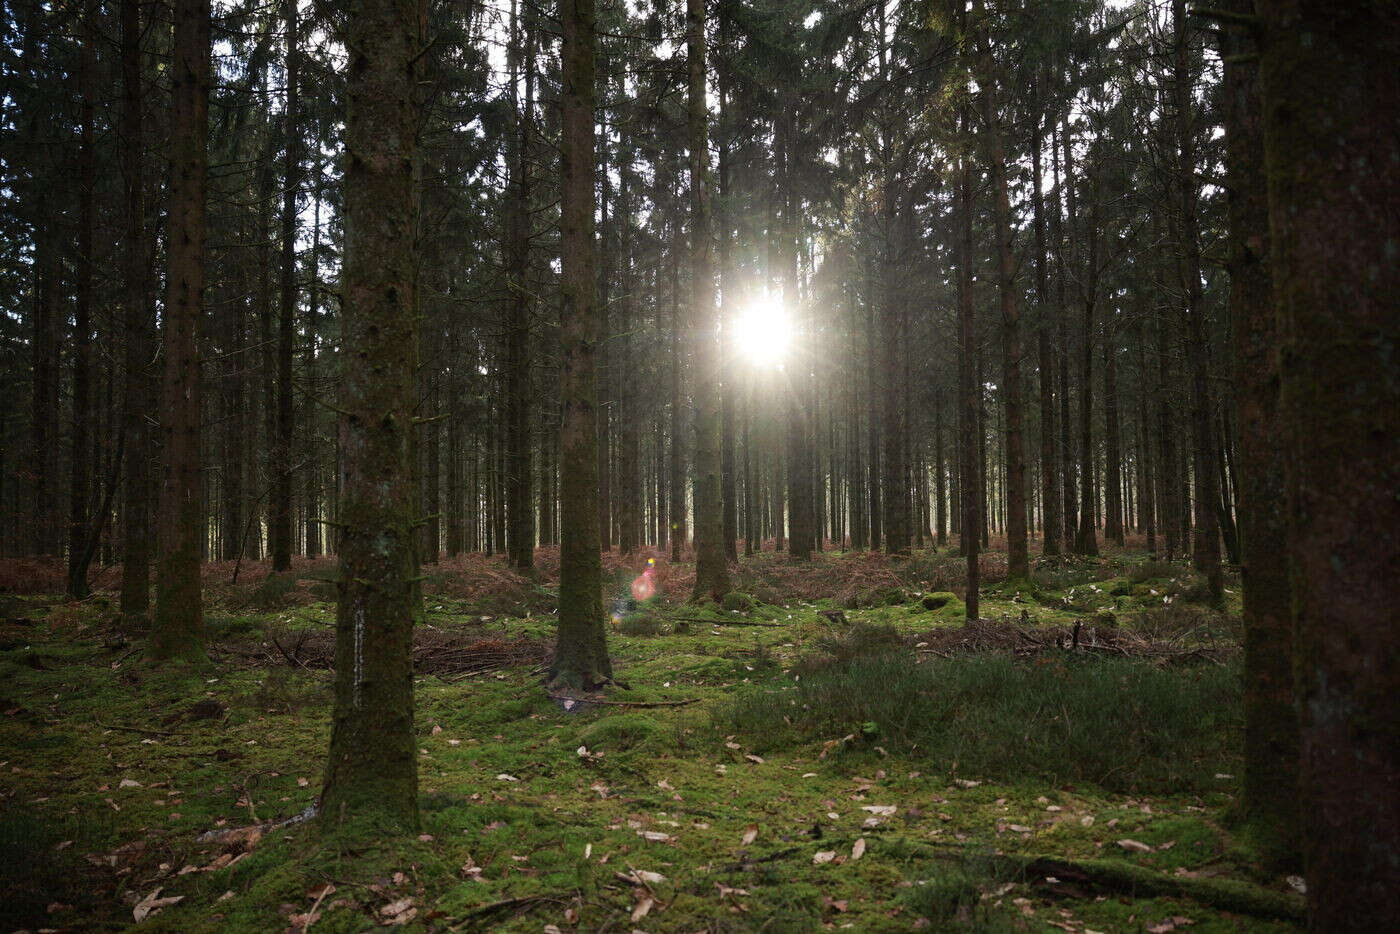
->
xmin=732 ymin=298 xmax=793 ymax=368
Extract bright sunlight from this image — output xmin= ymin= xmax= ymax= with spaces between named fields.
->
xmin=733 ymin=298 xmax=793 ymax=368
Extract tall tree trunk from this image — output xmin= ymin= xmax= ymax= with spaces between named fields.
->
xmin=319 ymin=0 xmax=423 ymax=831
xmin=1031 ymin=114 xmax=1060 ymax=557
xmin=505 ymin=0 xmax=535 ymax=571
xmin=551 ymin=0 xmax=611 ymax=690
xmin=1104 ymin=337 xmax=1124 ymax=545
xmin=1172 ymin=0 xmax=1222 ymax=601
xmin=304 ymin=150 xmax=324 ymax=558
xmin=981 ymin=73 xmax=1028 ymax=578
xmin=957 ymin=109 xmax=979 ymax=622
xmin=865 ymin=255 xmax=881 ymax=550
xmin=787 ymin=212 xmax=815 ymax=554
xmin=67 ymin=13 xmax=97 ymax=597
xmin=1255 ymin=0 xmax=1399 ymax=921
xmin=1051 ymin=125 xmax=1077 ymax=550
xmin=718 ymin=81 xmax=739 ymax=562
xmin=668 ymin=228 xmax=686 ymax=561
xmin=617 ymin=153 xmax=639 ymax=556
xmin=271 ymin=0 xmax=299 ymax=572
xmin=152 ymin=0 xmax=210 ymax=660
xmin=689 ymin=0 xmax=729 ymax=599
xmin=118 ymin=0 xmax=154 ymax=615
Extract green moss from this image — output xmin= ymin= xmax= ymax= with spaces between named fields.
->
xmin=574 ymin=711 xmax=666 ymax=753
xmin=721 ymin=590 xmax=756 ymax=612
xmin=0 ymin=545 xmax=1287 ymax=932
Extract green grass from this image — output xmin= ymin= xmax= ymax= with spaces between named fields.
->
xmin=726 ymin=652 xmax=1243 ymax=794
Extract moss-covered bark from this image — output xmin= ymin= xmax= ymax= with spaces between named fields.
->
xmin=1215 ymin=0 xmax=1298 ymax=864
xmin=550 ymin=0 xmax=612 ymax=691
xmin=1257 ymin=0 xmax=1400 ymax=925
xmin=318 ymin=0 xmax=423 ymax=832
xmin=151 ymin=0 xmax=209 ymax=662
xmin=688 ymin=0 xmax=730 ymax=602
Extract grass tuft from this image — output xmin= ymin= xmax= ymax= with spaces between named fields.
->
xmin=726 ymin=652 xmax=1241 ymax=794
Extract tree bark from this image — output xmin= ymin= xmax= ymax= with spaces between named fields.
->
xmin=67 ymin=12 xmax=97 ymax=597
xmin=1172 ymin=0 xmax=1222 ymax=602
xmin=319 ymin=0 xmax=424 ymax=831
xmin=118 ymin=0 xmax=153 ymax=616
xmin=981 ymin=71 xmax=1028 ymax=578
xmin=271 ymin=0 xmax=299 ymax=572
xmin=957 ymin=108 xmax=979 ymax=622
xmin=551 ymin=0 xmax=611 ymax=690
xmin=688 ymin=0 xmax=730 ymax=600
xmin=1256 ymin=0 xmax=1400 ymax=921
xmin=505 ymin=0 xmax=535 ymax=571
xmin=152 ymin=0 xmax=210 ymax=660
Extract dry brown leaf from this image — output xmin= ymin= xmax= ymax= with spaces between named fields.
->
xmin=741 ymin=824 xmax=758 ymax=846
xmin=812 ymin=850 xmax=837 ymax=865
xmin=631 ymin=894 xmax=655 ymax=921
xmin=132 ymin=888 xmax=184 ymax=923
xmin=1117 ymin=839 xmax=1152 ymax=853
xmin=851 ymin=838 xmax=867 ymax=861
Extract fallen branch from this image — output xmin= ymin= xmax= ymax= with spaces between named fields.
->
xmin=449 ymin=891 xmax=573 ymax=931
xmin=547 ymin=694 xmax=700 ymax=709
xmin=910 ymin=842 xmax=1303 ymax=922
xmin=670 ymin=615 xmax=781 ymax=628
xmin=98 ymin=722 xmax=185 ymax=737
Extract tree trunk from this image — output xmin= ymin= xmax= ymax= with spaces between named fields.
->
xmin=957 ymin=109 xmax=979 ymax=622
xmin=152 ymin=0 xmax=210 ymax=660
xmin=1172 ymin=0 xmax=1222 ymax=602
xmin=982 ymin=73 xmax=1028 ymax=577
xmin=67 ymin=14 xmax=97 ymax=597
xmin=1255 ymin=0 xmax=1399 ymax=922
xmin=551 ymin=0 xmax=611 ymax=690
xmin=271 ymin=0 xmax=299 ymax=572
xmin=119 ymin=0 xmax=153 ymax=616
xmin=1104 ymin=337 xmax=1124 ymax=545
xmin=319 ymin=0 xmax=423 ymax=831
xmin=1051 ymin=125 xmax=1077 ymax=550
xmin=688 ymin=0 xmax=730 ymax=600
xmin=505 ymin=0 xmax=535 ymax=571
xmin=1031 ymin=114 xmax=1060 ymax=557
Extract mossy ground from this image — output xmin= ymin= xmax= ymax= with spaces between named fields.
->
xmin=0 ymin=546 xmax=1298 ymax=931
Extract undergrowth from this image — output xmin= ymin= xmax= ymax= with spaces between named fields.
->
xmin=726 ymin=653 xmax=1242 ymax=794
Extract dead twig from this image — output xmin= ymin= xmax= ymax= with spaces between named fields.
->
xmin=547 ymin=694 xmax=700 ymax=709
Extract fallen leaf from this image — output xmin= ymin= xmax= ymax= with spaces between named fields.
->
xmin=495 ymin=773 xmax=520 ymax=782
xmin=631 ymin=894 xmax=654 ymax=921
xmin=741 ymin=824 xmax=758 ymax=846
xmin=296 ymin=777 xmax=309 ymax=787
xmin=744 ymin=754 xmax=765 ymax=764
xmin=617 ymin=869 xmax=666 ymax=885
xmin=132 ymin=888 xmax=184 ymax=923
xmin=860 ymin=805 xmax=896 ymax=816
xmin=812 ymin=850 xmax=838 ymax=865
xmin=1007 ymin=824 xmax=1032 ymax=833
xmin=637 ymin=830 xmax=674 ymax=843
xmin=119 ymin=778 xmax=142 ymax=789
xmin=851 ymin=838 xmax=866 ymax=861
xmin=1117 ymin=839 xmax=1152 ymax=853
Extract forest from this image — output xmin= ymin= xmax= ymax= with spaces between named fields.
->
xmin=0 ymin=0 xmax=1395 ymax=929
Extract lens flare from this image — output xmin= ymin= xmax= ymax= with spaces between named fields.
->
xmin=733 ymin=298 xmax=792 ymax=368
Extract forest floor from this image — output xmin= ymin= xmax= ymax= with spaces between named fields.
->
xmin=0 ymin=544 xmax=1304 ymax=932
